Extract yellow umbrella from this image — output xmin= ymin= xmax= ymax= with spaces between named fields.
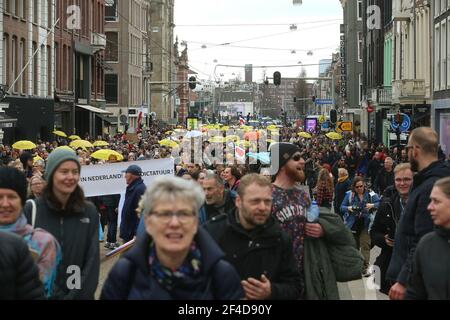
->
xmin=91 ymin=149 xmax=124 ymax=161
xmin=33 ymin=155 xmax=44 ymax=164
xmin=93 ymin=140 xmax=109 ymax=147
xmin=298 ymin=132 xmax=312 ymax=139
xmin=53 ymin=130 xmax=67 ymax=138
xmin=225 ymin=135 xmax=240 ymax=142
xmin=12 ymin=140 xmax=36 ymax=150
xmin=164 ymin=131 xmax=174 ymax=135
xmin=237 ymin=140 xmax=251 ymax=148
xmin=55 ymin=146 xmax=76 ymax=153
xmin=70 ymin=140 xmax=94 ymax=149
xmin=266 ymin=125 xmax=277 ymax=131
xmin=209 ymin=136 xmax=225 ymax=143
xmin=326 ymin=132 xmax=343 ymax=140
xmin=220 ymin=126 xmax=230 ymax=132
xmin=159 ymin=139 xmax=179 ymax=148
xmin=68 ymin=135 xmax=81 ymax=140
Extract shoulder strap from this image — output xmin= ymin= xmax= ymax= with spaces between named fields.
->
xmin=26 ymin=199 xmax=37 ymax=228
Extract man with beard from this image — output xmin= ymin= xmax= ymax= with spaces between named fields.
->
xmin=270 ymin=143 xmax=323 ymax=298
xmin=204 ymin=174 xmax=302 ymax=300
xmin=387 ymin=127 xmax=450 ymax=300
xmin=374 ymin=157 xmax=395 ymax=195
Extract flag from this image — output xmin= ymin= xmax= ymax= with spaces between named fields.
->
xmin=239 ymin=115 xmax=245 ymax=126
xmin=235 ymin=145 xmax=246 ymax=164
xmin=137 ymin=106 xmax=144 ymax=132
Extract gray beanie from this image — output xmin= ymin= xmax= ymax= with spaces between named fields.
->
xmin=44 ymin=149 xmax=80 ymax=181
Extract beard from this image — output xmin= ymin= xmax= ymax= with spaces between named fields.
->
xmin=410 ymin=156 xmax=419 ymax=172
xmin=285 ymin=164 xmax=306 ymax=182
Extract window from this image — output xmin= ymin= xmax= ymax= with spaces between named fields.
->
xmin=12 ymin=37 xmax=17 ymax=92
xmin=441 ymin=21 xmax=447 ymax=90
xmin=442 ymin=0 xmax=447 ymax=14
xmin=357 ymin=32 xmax=363 ymax=62
xmin=435 ymin=0 xmax=441 ymax=17
xmin=33 ymin=0 xmax=38 ymax=24
xmin=105 ymin=0 xmax=118 ymax=21
xmin=447 ymin=18 xmax=450 ymax=89
xmin=5 ymin=0 xmax=10 ymax=13
xmin=47 ymin=45 xmax=51 ymax=96
xmin=33 ymin=42 xmax=38 ymax=95
xmin=105 ymin=74 xmax=118 ymax=104
xmin=55 ymin=42 xmax=59 ymax=91
xmin=359 ymin=73 xmax=363 ymax=103
xmin=357 ymin=0 xmax=362 ymax=21
xmin=3 ymin=34 xmax=10 ymax=86
xmin=105 ymin=32 xmax=118 ymax=62
xmin=19 ymin=39 xmax=25 ymax=93
xmin=435 ymin=25 xmax=440 ymax=91
xmin=19 ymin=0 xmax=25 ymax=18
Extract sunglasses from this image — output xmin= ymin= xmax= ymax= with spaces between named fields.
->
xmin=291 ymin=154 xmax=302 ymax=162
xmin=355 ymin=185 xmax=364 ymax=189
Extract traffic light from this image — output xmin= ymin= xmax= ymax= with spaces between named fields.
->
xmin=273 ymin=71 xmax=281 ymax=86
xmin=312 ymin=95 xmax=316 ymax=102
xmin=188 ymin=76 xmax=196 ymax=90
xmin=293 ymin=97 xmax=297 ymax=103
xmin=330 ymin=109 xmax=337 ymax=123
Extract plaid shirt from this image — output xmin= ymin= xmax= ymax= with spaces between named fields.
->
xmin=315 ymin=182 xmax=334 ymax=207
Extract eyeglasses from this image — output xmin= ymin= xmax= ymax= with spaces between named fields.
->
xmin=355 ymin=185 xmax=364 ymax=189
xmin=150 ymin=211 xmax=196 ymax=224
xmin=291 ymin=154 xmax=302 ymax=162
xmin=395 ymin=177 xmax=412 ymax=183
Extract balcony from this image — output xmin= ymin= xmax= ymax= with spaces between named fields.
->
xmin=392 ymin=79 xmax=426 ymax=104
xmin=369 ymin=87 xmax=392 ymax=106
xmin=91 ymin=33 xmax=106 ymax=53
xmin=392 ymin=11 xmax=411 ymax=22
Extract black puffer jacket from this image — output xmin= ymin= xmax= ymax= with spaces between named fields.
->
xmin=24 ymin=198 xmax=100 ymax=300
xmin=0 ymin=232 xmax=44 ymax=300
xmin=405 ymin=228 xmax=450 ymax=300
xmin=387 ymin=161 xmax=450 ymax=285
xmin=370 ymin=187 xmax=403 ymax=294
xmin=204 ymin=210 xmax=302 ymax=300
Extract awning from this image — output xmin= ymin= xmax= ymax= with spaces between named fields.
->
xmin=76 ymin=104 xmax=112 ymax=114
xmin=96 ymin=114 xmax=118 ymax=125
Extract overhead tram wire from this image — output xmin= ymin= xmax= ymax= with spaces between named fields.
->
xmin=175 ymin=19 xmax=342 ymax=27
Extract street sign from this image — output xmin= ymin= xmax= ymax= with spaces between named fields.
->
xmin=390 ymin=113 xmax=411 ymax=133
xmin=315 ymin=99 xmax=335 ymax=105
xmin=336 ymin=121 xmax=353 ymax=132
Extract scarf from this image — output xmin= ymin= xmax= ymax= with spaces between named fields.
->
xmin=338 ymin=175 xmax=349 ymax=183
xmin=148 ymin=241 xmax=202 ymax=291
xmin=0 ymin=214 xmax=61 ymax=298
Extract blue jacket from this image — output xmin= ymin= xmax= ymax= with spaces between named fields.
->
xmin=100 ymin=228 xmax=244 ymax=300
xmin=120 ymin=177 xmax=146 ymax=241
xmin=340 ymin=190 xmax=380 ymax=230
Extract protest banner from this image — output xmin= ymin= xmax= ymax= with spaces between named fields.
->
xmin=79 ymin=158 xmax=175 ymax=197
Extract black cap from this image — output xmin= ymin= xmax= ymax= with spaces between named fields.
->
xmin=122 ymin=165 xmax=143 ymax=176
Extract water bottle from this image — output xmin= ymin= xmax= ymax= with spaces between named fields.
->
xmin=307 ymin=200 xmax=320 ymax=223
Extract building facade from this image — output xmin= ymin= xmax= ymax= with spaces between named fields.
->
xmin=149 ymin=0 xmax=175 ymax=123
xmin=431 ymin=0 xmax=450 ymax=158
xmin=54 ymin=0 xmax=108 ymax=138
xmin=340 ymin=0 xmax=365 ymax=136
xmin=0 ymin=0 xmax=55 ymax=144
xmin=104 ymin=0 xmax=150 ymax=133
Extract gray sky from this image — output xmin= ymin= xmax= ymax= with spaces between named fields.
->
xmin=174 ymin=0 xmax=343 ymax=83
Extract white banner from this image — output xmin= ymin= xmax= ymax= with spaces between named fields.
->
xmin=79 ymin=158 xmax=175 ymax=197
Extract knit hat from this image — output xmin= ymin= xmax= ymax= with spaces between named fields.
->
xmin=270 ymin=142 xmax=301 ymax=174
xmin=44 ymin=149 xmax=80 ymax=181
xmin=0 ymin=167 xmax=28 ymax=205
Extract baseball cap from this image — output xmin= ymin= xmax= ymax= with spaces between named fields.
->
xmin=122 ymin=164 xmax=143 ymax=176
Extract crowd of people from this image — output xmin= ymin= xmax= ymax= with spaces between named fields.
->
xmin=0 ymin=120 xmax=449 ymax=300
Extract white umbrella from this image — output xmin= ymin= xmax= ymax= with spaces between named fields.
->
xmin=184 ymin=130 xmax=202 ymax=139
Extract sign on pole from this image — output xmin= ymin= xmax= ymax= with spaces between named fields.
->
xmin=336 ymin=121 xmax=353 ymax=132
xmin=315 ymin=99 xmax=335 ymax=105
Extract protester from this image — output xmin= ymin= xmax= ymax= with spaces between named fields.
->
xmin=271 ymin=143 xmax=316 ymax=298
xmin=199 ymin=173 xmax=236 ymax=224
xmin=23 ymin=149 xmax=100 ymax=300
xmin=340 ymin=176 xmax=380 ymax=276
xmin=222 ymin=166 xmax=241 ymax=192
xmin=334 ymin=168 xmax=351 ymax=219
xmin=28 ymin=175 xmax=46 ymax=199
xmin=314 ymin=168 xmax=334 ymax=209
xmin=370 ymin=163 xmax=413 ymax=295
xmin=101 ymin=177 xmax=243 ymax=300
xmin=387 ymin=127 xmax=450 ymax=300
xmin=374 ymin=157 xmax=395 ymax=195
xmin=120 ymin=164 xmax=146 ymax=243
xmin=405 ymin=177 xmax=450 ymax=300
xmin=204 ymin=174 xmax=302 ymax=300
